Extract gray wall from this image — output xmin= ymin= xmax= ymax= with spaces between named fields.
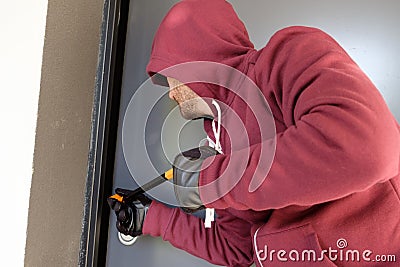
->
xmin=230 ymin=0 xmax=400 ymax=121
xmin=24 ymin=0 xmax=103 ymax=266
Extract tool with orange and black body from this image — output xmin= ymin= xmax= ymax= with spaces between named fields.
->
xmin=109 ymin=168 xmax=173 ymax=204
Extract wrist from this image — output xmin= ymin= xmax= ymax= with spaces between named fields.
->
xmin=142 ymin=201 xmax=176 ymax=238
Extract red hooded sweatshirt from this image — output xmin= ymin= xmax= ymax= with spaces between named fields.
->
xmin=143 ymin=0 xmax=400 ymax=266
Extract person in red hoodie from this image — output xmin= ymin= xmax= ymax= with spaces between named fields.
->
xmin=109 ymin=0 xmax=400 ymax=266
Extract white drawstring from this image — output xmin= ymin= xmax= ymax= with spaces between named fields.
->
xmin=254 ymin=226 xmax=264 ymax=266
xmin=204 ymin=100 xmax=223 ymax=228
xmin=210 ymin=100 xmax=223 ymax=154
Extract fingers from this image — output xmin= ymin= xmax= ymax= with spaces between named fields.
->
xmin=114 ymin=202 xmax=122 ymax=213
xmin=135 ymin=194 xmax=152 ymax=206
xmin=109 ymin=189 xmax=151 ymax=238
xmin=181 ymin=147 xmax=202 ymax=159
xmin=116 ymin=220 xmax=129 ymax=235
xmin=115 ymin=205 xmax=133 ymax=236
xmin=118 ymin=209 xmax=128 ymax=223
xmin=115 ymin=188 xmax=134 ymax=197
xmin=108 ymin=197 xmax=131 ymax=225
xmin=180 ymin=146 xmax=218 ymax=160
xmin=107 ymin=197 xmax=117 ymax=210
xmin=107 ymin=198 xmax=123 ymax=213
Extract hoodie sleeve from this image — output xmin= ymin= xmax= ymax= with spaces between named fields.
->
xmin=198 ymin=27 xmax=400 ymax=211
xmin=142 ymin=201 xmax=254 ymax=267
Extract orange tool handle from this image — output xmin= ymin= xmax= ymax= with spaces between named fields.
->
xmin=109 ymin=168 xmax=173 ymax=203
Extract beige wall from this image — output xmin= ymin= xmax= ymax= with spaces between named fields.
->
xmin=25 ymin=0 xmax=104 ymax=266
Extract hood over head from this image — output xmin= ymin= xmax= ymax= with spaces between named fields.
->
xmin=146 ymin=0 xmax=255 ymax=104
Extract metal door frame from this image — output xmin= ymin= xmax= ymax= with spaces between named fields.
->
xmin=79 ymin=0 xmax=130 ymax=266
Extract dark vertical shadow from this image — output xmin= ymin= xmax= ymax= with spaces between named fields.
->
xmin=79 ymin=0 xmax=130 ymax=266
